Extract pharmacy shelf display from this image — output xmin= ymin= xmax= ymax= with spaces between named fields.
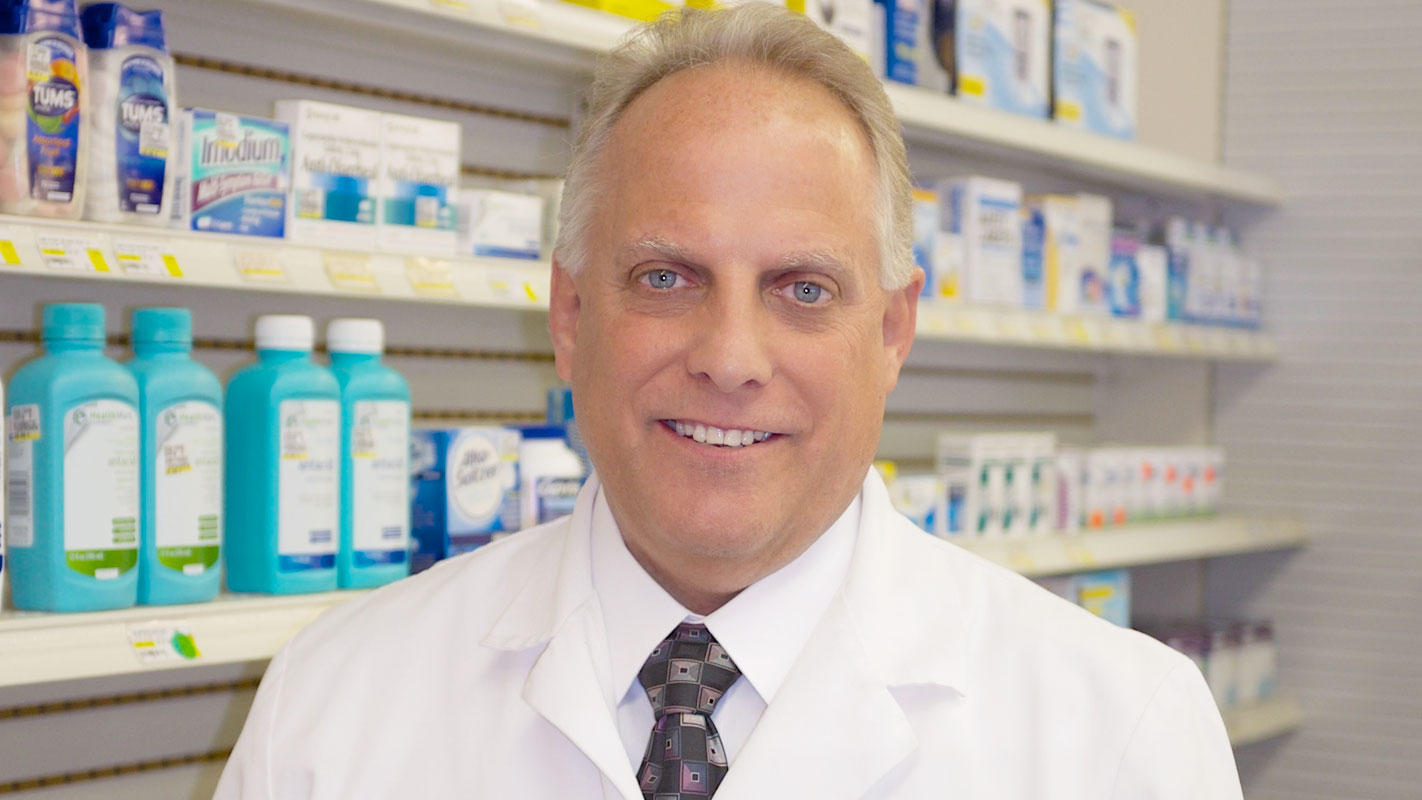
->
xmin=0 ymin=513 xmax=1303 ymax=691
xmin=1224 ymin=695 xmax=1305 ymax=748
xmin=954 ymin=512 xmax=1307 ymax=578
xmin=247 ymin=0 xmax=1283 ymax=206
xmin=0 ymin=216 xmax=1275 ymax=362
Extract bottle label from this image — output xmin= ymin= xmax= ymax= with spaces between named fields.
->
xmin=278 ymin=400 xmax=338 ymax=572
xmin=26 ymin=37 xmax=82 ymax=204
xmin=6 ymin=405 xmax=40 ymax=548
xmin=155 ymin=401 xmax=222 ymax=575
xmin=116 ymin=55 xmax=170 ymax=215
xmin=64 ymin=401 xmax=139 ymax=578
xmin=351 ymin=400 xmax=409 ymax=566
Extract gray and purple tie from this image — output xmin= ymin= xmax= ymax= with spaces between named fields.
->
xmin=635 ymin=622 xmax=741 ymax=799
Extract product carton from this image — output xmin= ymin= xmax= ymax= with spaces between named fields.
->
xmin=379 ymin=112 xmax=461 ymax=255
xmin=940 ymin=176 xmax=1024 ymax=307
xmin=1052 ymin=0 xmax=1138 ymax=139
xmin=172 ymin=109 xmax=289 ymax=237
xmin=945 ymin=0 xmax=1051 ymax=117
xmin=275 ymin=100 xmax=381 ymax=249
xmin=409 ymin=427 xmax=520 ymax=573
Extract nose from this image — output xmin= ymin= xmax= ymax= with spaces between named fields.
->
xmin=684 ymin=291 xmax=774 ymax=393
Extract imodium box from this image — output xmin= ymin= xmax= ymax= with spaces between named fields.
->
xmin=409 ymin=427 xmax=520 ymax=573
xmin=379 ymin=113 xmax=460 ymax=255
xmin=274 ymin=100 xmax=380 ymax=249
xmin=172 ymin=109 xmax=289 ymax=237
xmin=948 ymin=0 xmax=1051 ymax=117
xmin=1052 ymin=0 xmax=1138 ymax=139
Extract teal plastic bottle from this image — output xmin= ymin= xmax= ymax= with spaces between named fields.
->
xmin=5 ymin=303 xmax=139 ymax=612
xmin=225 ymin=315 xmax=341 ymax=594
xmin=128 ymin=308 xmax=223 ymax=605
xmin=327 ymin=318 xmax=411 ymax=589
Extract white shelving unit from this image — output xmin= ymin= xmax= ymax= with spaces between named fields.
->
xmin=248 ymin=0 xmax=1283 ymax=206
xmin=955 ymin=513 xmax=1306 ymax=578
xmin=0 ymin=215 xmax=1272 ymax=361
xmin=1224 ymin=695 xmax=1304 ymax=748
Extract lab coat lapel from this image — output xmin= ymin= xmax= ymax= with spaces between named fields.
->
xmin=482 ymin=475 xmax=644 ymax=800
xmin=717 ymin=471 xmax=972 ymax=798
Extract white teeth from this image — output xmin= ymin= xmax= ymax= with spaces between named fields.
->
xmin=675 ymin=421 xmax=686 ymax=436
xmin=725 ymin=430 xmax=743 ymax=447
xmin=668 ymin=421 xmax=774 ymax=448
xmin=693 ymin=424 xmax=707 ymax=443
xmin=708 ymin=427 xmax=724 ymax=445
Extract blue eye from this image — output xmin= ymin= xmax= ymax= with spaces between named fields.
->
xmin=643 ymin=269 xmax=679 ymax=290
xmin=791 ymin=281 xmax=825 ymax=304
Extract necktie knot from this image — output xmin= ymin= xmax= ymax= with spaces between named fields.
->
xmin=638 ymin=622 xmax=741 ymax=717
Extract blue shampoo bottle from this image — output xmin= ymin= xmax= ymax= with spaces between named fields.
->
xmin=5 ymin=303 xmax=139 ymax=612
xmin=327 ymin=318 xmax=411 ymax=589
xmin=128 ymin=308 xmax=223 ymax=605
xmin=225 ymin=315 xmax=341 ymax=594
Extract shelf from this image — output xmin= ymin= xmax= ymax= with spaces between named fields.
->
xmin=246 ymin=0 xmax=1282 ymax=206
xmin=953 ymin=512 xmax=1306 ymax=578
xmin=914 ymin=303 xmax=1276 ymax=362
xmin=0 ymin=215 xmax=550 ymax=312
xmin=0 ymin=591 xmax=366 ymax=689
xmin=1225 ymin=695 xmax=1304 ymax=747
xmin=0 ymin=217 xmax=1274 ymax=362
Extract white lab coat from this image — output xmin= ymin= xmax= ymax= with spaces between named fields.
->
xmin=215 ymin=472 xmax=1242 ymax=799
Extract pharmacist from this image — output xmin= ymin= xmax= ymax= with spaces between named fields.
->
xmin=216 ymin=5 xmax=1241 ymax=799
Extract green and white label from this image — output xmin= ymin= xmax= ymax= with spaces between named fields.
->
xmin=351 ymin=400 xmax=409 ymax=556
xmin=278 ymin=400 xmax=339 ymax=562
xmin=64 ymin=400 xmax=139 ymax=578
xmin=6 ymin=405 xmax=38 ymax=548
xmin=155 ymin=401 xmax=222 ymax=575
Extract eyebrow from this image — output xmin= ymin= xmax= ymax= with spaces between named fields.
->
xmin=619 ymin=237 xmax=852 ymax=279
xmin=619 ymin=237 xmax=697 ymax=266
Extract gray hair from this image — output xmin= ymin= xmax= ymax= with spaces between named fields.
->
xmin=554 ymin=3 xmax=915 ymax=290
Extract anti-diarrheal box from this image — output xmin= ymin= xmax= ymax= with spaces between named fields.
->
xmin=173 ymin=109 xmax=289 ymax=237
xmin=379 ymin=113 xmax=460 ymax=255
xmin=409 ymin=427 xmax=519 ymax=574
xmin=275 ymin=100 xmax=381 ymax=249
xmin=1052 ymin=0 xmax=1138 ymax=140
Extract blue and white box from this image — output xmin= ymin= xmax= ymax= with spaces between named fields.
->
xmin=459 ymin=189 xmax=543 ymax=260
xmin=275 ymin=100 xmax=381 ymax=249
xmin=1075 ymin=569 xmax=1131 ymax=627
xmin=409 ymin=427 xmax=520 ymax=573
xmin=1107 ymin=229 xmax=1141 ymax=317
xmin=873 ymin=0 xmax=950 ymax=91
xmin=380 ymin=112 xmax=460 ymax=255
xmin=939 ymin=176 xmax=1024 ymax=307
xmin=950 ymin=0 xmax=1051 ymax=117
xmin=1021 ymin=204 xmax=1047 ymax=309
xmin=1052 ymin=0 xmax=1138 ymax=139
xmin=172 ymin=109 xmax=289 ymax=237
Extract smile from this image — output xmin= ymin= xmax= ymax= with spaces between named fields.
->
xmin=661 ymin=420 xmax=776 ymax=448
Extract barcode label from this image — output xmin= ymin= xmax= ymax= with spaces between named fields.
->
xmin=6 ymin=468 xmax=32 ymax=547
xmin=296 ymin=188 xmax=323 ymax=219
xmin=8 ymin=476 xmax=29 ymax=518
xmin=139 ymin=120 xmax=170 ymax=159
xmin=27 ymin=43 xmax=51 ymax=75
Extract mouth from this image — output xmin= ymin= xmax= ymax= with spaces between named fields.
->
xmin=660 ymin=419 xmax=779 ymax=449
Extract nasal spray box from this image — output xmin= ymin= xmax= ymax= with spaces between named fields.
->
xmin=409 ymin=427 xmax=520 ymax=573
xmin=940 ymin=176 xmax=1023 ymax=307
xmin=944 ymin=0 xmax=1051 ymax=118
xmin=873 ymin=0 xmax=950 ymax=91
xmin=1052 ymin=0 xmax=1138 ymax=139
xmin=380 ymin=113 xmax=460 ymax=255
xmin=275 ymin=100 xmax=380 ymax=249
xmin=172 ymin=109 xmax=289 ymax=237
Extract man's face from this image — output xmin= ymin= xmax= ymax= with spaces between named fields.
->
xmin=550 ymin=63 xmax=921 ymax=601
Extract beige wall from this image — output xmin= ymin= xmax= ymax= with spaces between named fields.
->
xmin=1127 ymin=0 xmax=1225 ymax=162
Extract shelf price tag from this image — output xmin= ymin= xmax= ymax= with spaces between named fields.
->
xmin=1151 ymin=324 xmax=1183 ymax=352
xmin=111 ymin=237 xmax=182 ymax=278
xmin=0 ymin=223 xmax=25 ymax=266
xmin=35 ymin=231 xmax=113 ymax=273
xmin=1007 ymin=543 xmax=1036 ymax=573
xmin=323 ymin=251 xmax=380 ymax=293
xmin=1031 ymin=315 xmax=1067 ymax=344
xmin=1065 ymin=541 xmax=1097 ymax=568
xmin=487 ymin=268 xmax=543 ymax=305
xmin=997 ymin=312 xmax=1032 ymax=342
xmin=233 ymin=247 xmax=290 ymax=283
xmin=127 ymin=621 xmax=203 ymax=666
xmin=1064 ymin=317 xmax=1092 ymax=346
xmin=497 ymin=0 xmax=541 ymax=28
xmin=406 ymin=256 xmax=458 ymax=298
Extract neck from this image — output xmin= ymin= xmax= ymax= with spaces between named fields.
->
xmin=625 ymin=540 xmax=746 ymax=615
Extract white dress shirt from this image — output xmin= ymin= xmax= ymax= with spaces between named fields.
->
xmin=589 ymin=486 xmax=860 ymax=770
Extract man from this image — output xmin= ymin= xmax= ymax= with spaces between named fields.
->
xmin=216 ymin=5 xmax=1242 ymax=798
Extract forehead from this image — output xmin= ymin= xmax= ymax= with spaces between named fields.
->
xmin=594 ymin=62 xmax=879 ymax=264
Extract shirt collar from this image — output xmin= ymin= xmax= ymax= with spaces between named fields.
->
xmin=591 ymin=484 xmax=861 ymax=710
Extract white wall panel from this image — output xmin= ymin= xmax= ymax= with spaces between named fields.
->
xmin=1213 ymin=2 xmax=1422 ymax=797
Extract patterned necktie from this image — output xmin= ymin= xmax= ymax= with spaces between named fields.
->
xmin=636 ymin=622 xmax=741 ymax=799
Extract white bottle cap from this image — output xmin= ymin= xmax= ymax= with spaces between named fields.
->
xmin=326 ymin=318 xmax=385 ymax=354
xmin=255 ymin=314 xmax=315 ymax=351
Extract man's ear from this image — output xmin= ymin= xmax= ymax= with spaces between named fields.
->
xmin=548 ymin=258 xmax=581 ymax=382
xmin=881 ymin=266 xmax=923 ymax=392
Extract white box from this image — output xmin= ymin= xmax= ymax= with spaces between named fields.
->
xmin=806 ymin=0 xmax=875 ymax=63
xmin=1004 ymin=435 xmax=1032 ymax=535
xmin=1025 ymin=194 xmax=1083 ymax=312
xmin=459 ymin=190 xmax=544 ymax=261
xmin=933 ymin=231 xmax=966 ymax=301
xmin=1137 ymin=243 xmax=1168 ymax=324
xmin=1052 ymin=0 xmax=1138 ymax=140
xmin=1084 ymin=448 xmax=1120 ymax=528
xmin=274 ymin=100 xmax=381 ymax=249
xmin=952 ymin=0 xmax=1051 ymax=118
xmin=912 ymin=187 xmax=939 ymax=299
xmin=1054 ymin=447 xmax=1084 ymax=532
xmin=936 ymin=433 xmax=995 ymax=536
xmin=379 ymin=113 xmax=461 ymax=255
xmin=940 ymin=176 xmax=1024 ymax=307
xmin=1074 ymin=193 xmax=1113 ymax=316
xmin=887 ymin=474 xmax=948 ymax=537
xmin=1028 ymin=432 xmax=1058 ymax=534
